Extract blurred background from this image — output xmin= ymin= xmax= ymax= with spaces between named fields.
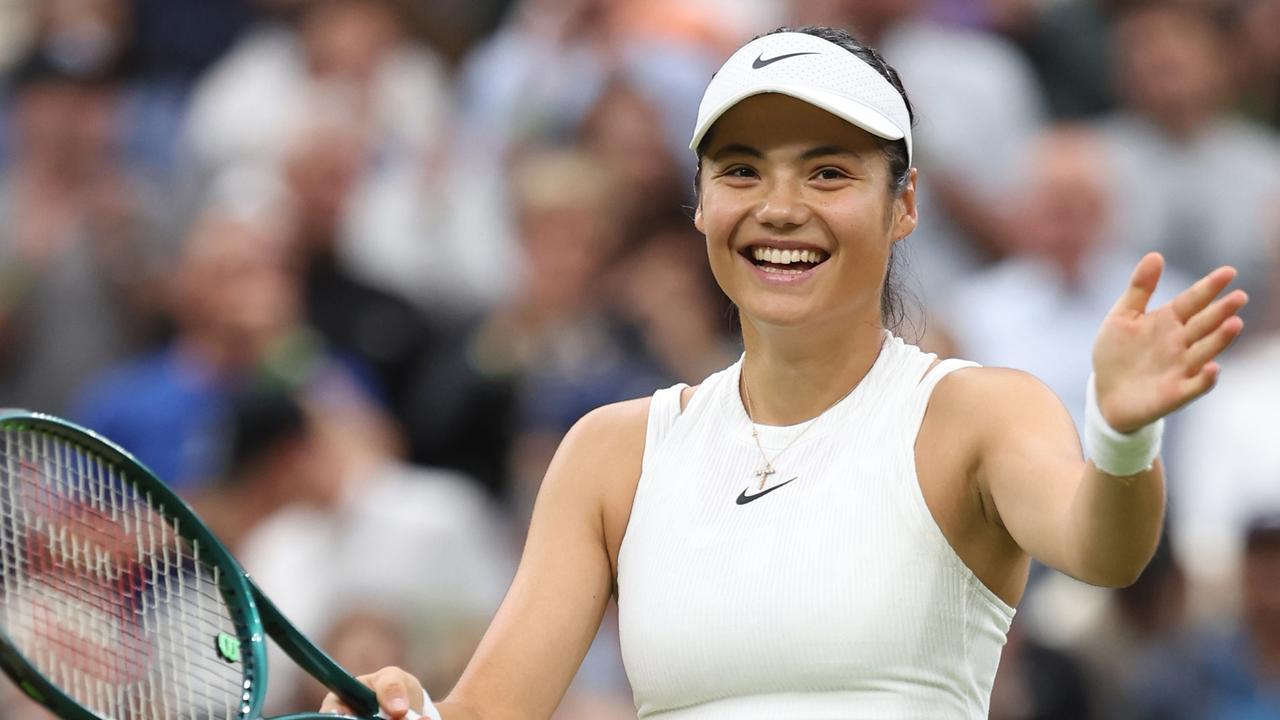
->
xmin=0 ymin=0 xmax=1278 ymax=717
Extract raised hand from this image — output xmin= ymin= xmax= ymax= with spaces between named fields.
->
xmin=1092 ymin=252 xmax=1247 ymax=433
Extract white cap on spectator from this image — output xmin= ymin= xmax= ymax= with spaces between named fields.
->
xmin=689 ymin=31 xmax=913 ymax=167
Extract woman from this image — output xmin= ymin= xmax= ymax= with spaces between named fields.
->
xmin=322 ymin=26 xmax=1247 ymax=719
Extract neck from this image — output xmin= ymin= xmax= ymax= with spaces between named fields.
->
xmin=739 ymin=314 xmax=885 ymax=426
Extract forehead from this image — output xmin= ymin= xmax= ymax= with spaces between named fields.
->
xmin=701 ymin=93 xmax=884 ymax=155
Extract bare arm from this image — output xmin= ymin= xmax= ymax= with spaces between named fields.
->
xmin=963 ymin=368 xmax=1164 ymax=587
xmin=322 ymin=399 xmax=649 ymax=719
xmin=970 ymin=254 xmax=1247 ymax=587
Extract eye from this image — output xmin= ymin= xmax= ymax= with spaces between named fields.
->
xmin=723 ymin=165 xmax=758 ymax=179
xmin=812 ymin=167 xmax=850 ymax=182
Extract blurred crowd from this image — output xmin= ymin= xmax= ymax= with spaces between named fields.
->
xmin=0 ymin=0 xmax=1278 ymax=717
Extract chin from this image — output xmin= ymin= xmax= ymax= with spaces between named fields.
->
xmin=738 ymin=295 xmax=826 ymax=329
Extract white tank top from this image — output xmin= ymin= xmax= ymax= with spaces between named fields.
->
xmin=616 ymin=332 xmax=1015 ymax=719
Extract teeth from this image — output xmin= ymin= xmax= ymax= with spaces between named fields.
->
xmin=750 ymin=246 xmax=828 ymax=265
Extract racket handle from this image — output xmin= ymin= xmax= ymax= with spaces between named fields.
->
xmin=248 ymin=580 xmax=382 ymax=716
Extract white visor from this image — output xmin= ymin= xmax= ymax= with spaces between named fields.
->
xmin=689 ymin=32 xmax=912 ymax=167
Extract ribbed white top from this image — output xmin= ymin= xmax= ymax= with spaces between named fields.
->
xmin=617 ymin=332 xmax=1015 ymax=719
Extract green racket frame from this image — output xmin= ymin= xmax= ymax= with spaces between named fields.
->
xmin=0 ymin=410 xmax=383 ymax=720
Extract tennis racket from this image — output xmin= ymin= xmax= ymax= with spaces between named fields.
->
xmin=0 ymin=409 xmax=424 ymax=720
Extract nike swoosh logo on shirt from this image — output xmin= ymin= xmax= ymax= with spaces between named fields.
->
xmin=735 ymin=477 xmax=798 ymax=505
xmin=752 ymin=51 xmax=819 ymax=69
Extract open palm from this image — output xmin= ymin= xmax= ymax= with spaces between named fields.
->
xmin=1092 ymin=253 xmax=1248 ymax=434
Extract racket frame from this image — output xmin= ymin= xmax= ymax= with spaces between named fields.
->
xmin=0 ymin=410 xmax=380 ymax=719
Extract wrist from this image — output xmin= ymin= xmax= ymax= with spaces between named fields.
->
xmin=1085 ymin=373 xmax=1163 ymax=477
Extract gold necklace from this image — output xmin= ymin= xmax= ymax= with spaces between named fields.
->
xmin=741 ymin=371 xmax=848 ymax=489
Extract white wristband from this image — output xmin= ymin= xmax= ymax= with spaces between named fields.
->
xmin=418 ymin=686 xmax=442 ymax=720
xmin=1084 ymin=373 xmax=1163 ymax=477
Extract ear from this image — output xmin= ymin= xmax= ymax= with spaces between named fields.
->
xmin=890 ymin=168 xmax=918 ymax=243
xmin=694 ymin=200 xmax=705 ymax=234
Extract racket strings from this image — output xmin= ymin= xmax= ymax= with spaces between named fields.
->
xmin=0 ymin=429 xmax=253 ymax=719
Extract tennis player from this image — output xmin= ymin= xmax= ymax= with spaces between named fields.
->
xmin=322 ymin=26 xmax=1247 ymax=719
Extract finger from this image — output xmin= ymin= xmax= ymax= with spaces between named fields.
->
xmin=320 ymin=692 xmax=353 ymax=715
xmin=1184 ymin=315 xmax=1244 ymax=374
xmin=1110 ymin=252 xmax=1164 ymax=316
xmin=1185 ymin=289 xmax=1248 ymax=341
xmin=375 ymin=678 xmax=412 ymax=718
xmin=1181 ymin=361 xmax=1221 ymax=400
xmin=1170 ymin=265 xmax=1237 ymax=323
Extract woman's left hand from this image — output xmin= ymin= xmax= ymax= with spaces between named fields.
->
xmin=1092 ymin=252 xmax=1248 ymax=433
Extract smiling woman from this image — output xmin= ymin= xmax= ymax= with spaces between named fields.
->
xmin=322 ymin=25 xmax=1249 ymax=720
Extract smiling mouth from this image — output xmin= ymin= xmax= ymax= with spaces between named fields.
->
xmin=742 ymin=246 xmax=830 ymax=275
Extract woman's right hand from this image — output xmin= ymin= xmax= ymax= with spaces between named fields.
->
xmin=320 ymin=666 xmax=425 ymax=719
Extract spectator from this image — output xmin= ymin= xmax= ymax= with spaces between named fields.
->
xmin=71 ymin=198 xmax=368 ymax=491
xmin=186 ymin=385 xmax=345 ymax=553
xmin=1014 ymin=0 xmax=1120 ymax=119
xmin=1230 ymin=0 xmax=1280 ymax=130
xmin=0 ymin=51 xmax=166 ymax=414
xmin=1130 ymin=517 xmax=1280 ymax=718
xmin=275 ymin=114 xmax=517 ymax=497
xmin=1171 ymin=321 xmax=1280 ymax=612
xmin=607 ymin=212 xmax=738 ymax=385
xmin=180 ymin=0 xmax=450 ymax=202
xmin=1069 ymin=537 xmax=1200 ymax=720
xmin=941 ymin=125 xmax=1182 ymax=431
xmin=235 ymin=389 xmax=514 ymax=713
xmin=281 ymin=116 xmax=428 ymax=404
xmin=1098 ymin=1 xmax=1280 ymax=327
xmin=468 ymin=147 xmax=666 ymax=505
xmin=579 ymin=80 xmax=688 ymax=238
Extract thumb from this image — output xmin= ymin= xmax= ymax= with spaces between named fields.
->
xmin=1110 ymin=252 xmax=1164 ymax=316
xmin=374 ymin=679 xmax=412 ymax=718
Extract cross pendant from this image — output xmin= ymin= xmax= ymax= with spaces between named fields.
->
xmin=755 ymin=466 xmax=776 ymax=490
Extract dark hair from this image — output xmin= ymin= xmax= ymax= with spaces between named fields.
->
xmin=226 ymin=385 xmax=308 ymax=476
xmin=694 ymin=25 xmax=918 ymax=332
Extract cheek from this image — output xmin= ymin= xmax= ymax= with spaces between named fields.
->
xmin=696 ymin=188 xmax=744 ymax=248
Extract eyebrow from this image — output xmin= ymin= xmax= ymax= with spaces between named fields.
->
xmin=708 ymin=143 xmax=762 ymax=161
xmin=800 ymin=145 xmax=863 ymax=161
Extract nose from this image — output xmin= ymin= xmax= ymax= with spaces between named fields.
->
xmin=753 ymin=177 xmax=810 ymax=229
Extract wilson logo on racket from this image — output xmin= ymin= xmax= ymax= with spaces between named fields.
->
xmin=217 ymin=632 xmax=242 ymax=663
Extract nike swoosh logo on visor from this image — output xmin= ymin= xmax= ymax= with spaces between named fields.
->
xmin=735 ymin=477 xmax=798 ymax=505
xmin=752 ymin=51 xmax=819 ymax=69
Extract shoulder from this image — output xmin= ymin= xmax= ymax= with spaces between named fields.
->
xmin=922 ymin=365 xmax=1080 ymax=505
xmin=544 ymin=397 xmax=654 ymax=508
xmin=561 ymin=397 xmax=651 ymax=460
xmin=927 ymin=365 xmax=1073 ymax=444
xmin=932 ymin=364 xmax=1064 ymax=408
